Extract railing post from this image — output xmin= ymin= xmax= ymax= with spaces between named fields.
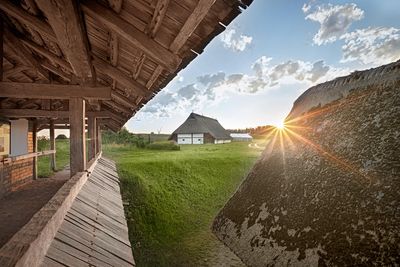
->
xmin=69 ymin=97 xmax=86 ymax=177
xmin=49 ymin=119 xmax=56 ymax=171
xmin=96 ymin=123 xmax=102 ymax=154
xmin=87 ymin=116 xmax=96 ymax=160
xmin=32 ymin=119 xmax=38 ymax=179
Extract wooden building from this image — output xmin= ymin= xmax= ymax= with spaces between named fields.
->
xmin=170 ymin=112 xmax=231 ymax=144
xmin=0 ymin=0 xmax=253 ymax=266
xmin=230 ymin=132 xmax=253 ymax=142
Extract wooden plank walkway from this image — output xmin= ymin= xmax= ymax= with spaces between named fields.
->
xmin=41 ymin=157 xmax=135 ymax=266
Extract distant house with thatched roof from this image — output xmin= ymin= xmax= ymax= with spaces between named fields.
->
xmin=170 ymin=113 xmax=232 ymax=144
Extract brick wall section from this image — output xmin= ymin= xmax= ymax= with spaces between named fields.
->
xmin=0 ymin=122 xmax=34 ymax=199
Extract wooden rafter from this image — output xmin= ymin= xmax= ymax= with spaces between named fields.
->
xmin=103 ymin=100 xmax=132 ymax=115
xmin=146 ymin=0 xmax=170 ymax=38
xmin=4 ymin=66 xmax=29 ymax=79
xmin=109 ymin=32 xmax=119 ymax=67
xmin=169 ymin=0 xmax=216 ymax=53
xmin=21 ymin=38 xmax=72 ymax=71
xmin=146 ymin=65 xmax=163 ymax=89
xmin=0 ymin=17 xmax=3 ymax=81
xmin=0 ymin=1 xmax=57 ymax=42
xmin=107 ymin=0 xmax=123 ymax=13
xmin=133 ymin=53 xmax=145 ymax=80
xmin=0 ymin=109 xmax=115 ymax=118
xmin=4 ymin=29 xmax=49 ymax=80
xmin=40 ymin=61 xmax=73 ymax=82
xmin=98 ymin=106 xmax=126 ymax=124
xmin=0 ymin=82 xmax=111 ymax=100
xmin=81 ymin=0 xmax=181 ymax=71
xmin=92 ymin=56 xmax=148 ymax=97
xmin=111 ymin=91 xmax=137 ymax=108
xmin=21 ymin=0 xmax=45 ymax=47
xmin=35 ymin=0 xmax=95 ymax=84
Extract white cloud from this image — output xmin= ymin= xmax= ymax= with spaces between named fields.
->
xmin=341 ymin=27 xmax=400 ymax=66
xmin=177 ymin=84 xmax=198 ymax=100
xmin=305 ymin=3 xmax=364 ymax=45
xmin=140 ymin=56 xmax=348 ymax=118
xmin=302 ymin=3 xmax=311 ymax=13
xmin=220 ymin=28 xmax=253 ymax=52
xmin=177 ymin=75 xmax=184 ymax=83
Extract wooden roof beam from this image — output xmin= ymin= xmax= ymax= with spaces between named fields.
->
xmin=21 ymin=38 xmax=72 ymax=71
xmin=92 ymin=56 xmax=148 ymax=97
xmin=0 ymin=1 xmax=57 ymax=43
xmin=4 ymin=66 xmax=30 ymax=79
xmin=0 ymin=109 xmax=114 ymax=118
xmin=4 ymin=30 xmax=49 ymax=80
xmin=146 ymin=65 xmax=163 ymax=89
xmin=35 ymin=0 xmax=95 ymax=84
xmin=169 ymin=0 xmax=216 ymax=53
xmin=0 ymin=17 xmax=3 ymax=81
xmin=103 ymin=100 xmax=132 ymax=116
xmin=146 ymin=0 xmax=170 ymax=38
xmin=0 ymin=82 xmax=111 ymax=100
xmin=99 ymin=106 xmax=126 ymax=124
xmin=81 ymin=0 xmax=181 ymax=71
xmin=111 ymin=91 xmax=137 ymax=109
xmin=107 ymin=0 xmax=123 ymax=13
xmin=40 ymin=61 xmax=74 ymax=82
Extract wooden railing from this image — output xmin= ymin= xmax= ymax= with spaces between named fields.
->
xmin=1 ymin=150 xmax=55 ymax=164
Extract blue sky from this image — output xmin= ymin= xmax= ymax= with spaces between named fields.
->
xmin=126 ymin=0 xmax=400 ymax=133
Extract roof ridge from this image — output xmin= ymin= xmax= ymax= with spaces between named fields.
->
xmin=191 ymin=112 xmax=218 ymax=121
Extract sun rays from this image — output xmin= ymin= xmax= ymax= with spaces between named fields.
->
xmin=261 ymin=108 xmax=371 ymax=184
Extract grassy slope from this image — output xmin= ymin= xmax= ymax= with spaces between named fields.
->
xmin=37 ymin=139 xmax=70 ymax=177
xmin=104 ymin=142 xmax=262 ymax=266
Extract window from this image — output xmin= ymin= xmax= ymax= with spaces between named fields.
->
xmin=182 ymin=139 xmax=185 ymax=141
xmin=0 ymin=121 xmax=11 ymax=158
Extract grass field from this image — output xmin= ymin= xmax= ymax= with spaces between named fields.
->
xmin=37 ymin=139 xmax=70 ymax=177
xmin=104 ymin=142 xmax=263 ymax=266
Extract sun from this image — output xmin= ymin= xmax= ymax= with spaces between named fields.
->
xmin=273 ymin=120 xmax=286 ymax=130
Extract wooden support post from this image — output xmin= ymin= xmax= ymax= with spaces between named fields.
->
xmin=49 ymin=119 xmax=56 ymax=171
xmin=87 ymin=116 xmax=96 ymax=161
xmin=69 ymin=98 xmax=86 ymax=177
xmin=32 ymin=120 xmax=38 ymax=179
xmin=0 ymin=17 xmax=3 ymax=81
xmin=96 ymin=123 xmax=102 ymax=154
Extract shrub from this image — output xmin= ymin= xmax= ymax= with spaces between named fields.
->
xmin=102 ymin=128 xmax=150 ymax=148
xmin=146 ymin=141 xmax=180 ymax=151
xmin=56 ymin=134 xmax=68 ymax=139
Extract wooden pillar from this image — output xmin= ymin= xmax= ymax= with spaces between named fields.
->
xmin=69 ymin=98 xmax=86 ymax=177
xmin=96 ymin=123 xmax=102 ymax=154
xmin=32 ymin=120 xmax=38 ymax=180
xmin=87 ymin=116 xmax=96 ymax=160
xmin=49 ymin=119 xmax=56 ymax=171
xmin=0 ymin=17 xmax=3 ymax=81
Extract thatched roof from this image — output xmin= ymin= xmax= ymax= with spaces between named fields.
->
xmin=172 ymin=112 xmax=231 ymax=139
xmin=0 ymin=0 xmax=253 ymax=131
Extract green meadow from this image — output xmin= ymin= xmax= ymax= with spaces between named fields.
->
xmin=104 ymin=142 xmax=262 ymax=266
xmin=37 ymin=139 xmax=70 ymax=177
xmin=37 ymin=138 xmax=263 ymax=266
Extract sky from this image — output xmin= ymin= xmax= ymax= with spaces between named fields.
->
xmin=125 ymin=0 xmax=400 ymax=134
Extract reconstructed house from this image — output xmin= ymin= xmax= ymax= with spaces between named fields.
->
xmin=230 ymin=132 xmax=253 ymax=142
xmin=170 ymin=113 xmax=231 ymax=144
xmin=213 ymin=60 xmax=400 ymax=266
xmin=0 ymin=0 xmax=253 ymax=266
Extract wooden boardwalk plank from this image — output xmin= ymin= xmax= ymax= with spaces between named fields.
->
xmin=41 ymin=157 xmax=135 ymax=266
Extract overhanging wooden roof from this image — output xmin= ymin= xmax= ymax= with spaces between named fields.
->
xmin=0 ymin=0 xmax=253 ymax=131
